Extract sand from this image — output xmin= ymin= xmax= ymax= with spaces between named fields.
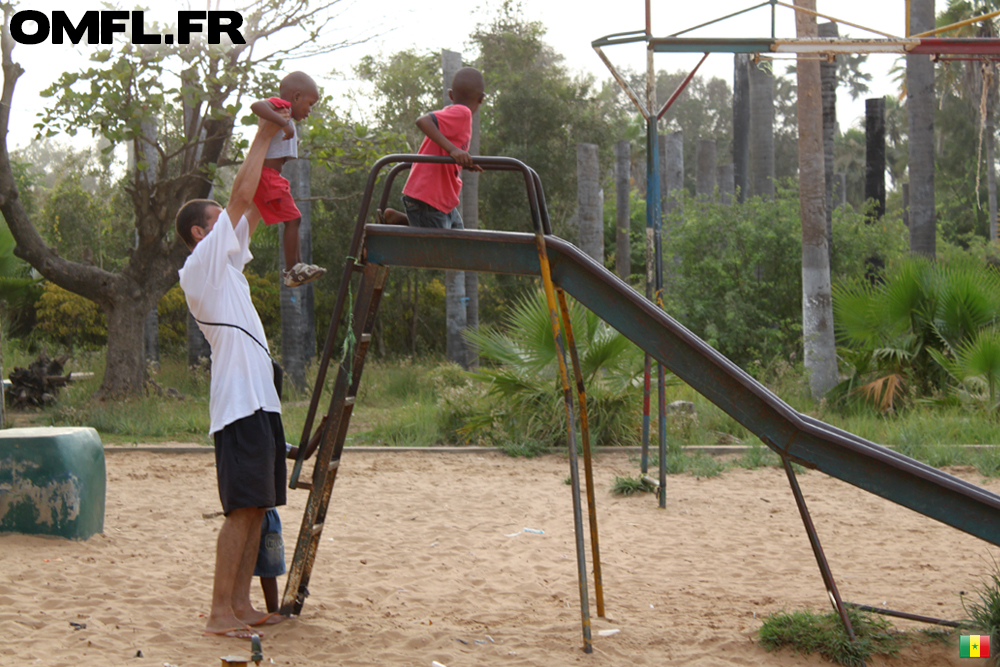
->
xmin=1 ymin=447 xmax=997 ymax=667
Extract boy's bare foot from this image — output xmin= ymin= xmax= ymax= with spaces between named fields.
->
xmin=377 ymin=208 xmax=409 ymax=225
xmin=241 ymin=610 xmax=286 ymax=626
xmin=249 ymin=612 xmax=287 ymax=626
xmin=284 ymin=263 xmax=327 ymax=288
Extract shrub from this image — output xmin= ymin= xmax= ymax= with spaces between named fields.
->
xmin=462 ymin=289 xmax=647 ymax=452
xmin=35 ymin=282 xmax=106 ymax=349
xmin=833 ymin=256 xmax=1000 ymax=411
xmin=663 ymin=188 xmax=905 ymax=369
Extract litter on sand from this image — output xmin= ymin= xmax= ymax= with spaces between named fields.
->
xmin=523 ymin=528 xmax=544 ymax=534
xmin=598 ymin=629 xmax=621 ymax=637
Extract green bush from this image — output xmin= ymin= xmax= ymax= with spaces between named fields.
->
xmin=759 ymin=608 xmax=906 ymax=666
xmin=157 ymin=285 xmax=188 ymax=353
xmin=35 ymin=282 xmax=106 ymax=349
xmin=833 ymin=255 xmax=1000 ymax=412
xmin=663 ymin=187 xmax=904 ymax=369
xmin=462 ymin=289 xmax=646 ymax=452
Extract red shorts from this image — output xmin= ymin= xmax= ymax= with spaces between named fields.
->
xmin=253 ymin=166 xmax=301 ymax=225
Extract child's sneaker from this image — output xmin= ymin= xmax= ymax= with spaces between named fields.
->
xmin=284 ymin=263 xmax=327 ymax=288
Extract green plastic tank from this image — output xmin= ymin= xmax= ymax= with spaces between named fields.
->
xmin=0 ymin=426 xmax=105 ymax=539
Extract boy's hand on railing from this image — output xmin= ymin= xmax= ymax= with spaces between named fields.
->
xmin=450 ymin=148 xmax=483 ymax=172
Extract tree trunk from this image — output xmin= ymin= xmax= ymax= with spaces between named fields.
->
xmin=733 ymin=54 xmax=751 ymax=203
xmin=615 ymin=139 xmax=631 ymax=280
xmin=750 ymin=58 xmax=776 ymax=199
xmin=907 ymin=0 xmax=936 ymax=258
xmin=462 ymin=105 xmax=481 ymax=369
xmin=280 ymin=156 xmax=316 ymax=391
xmin=835 ymin=172 xmax=848 ymax=211
xmin=696 ymin=140 xmax=717 ymax=201
xmin=865 ymin=98 xmax=886 ymax=220
xmin=989 ymin=106 xmax=997 ymax=243
xmin=442 ymin=49 xmax=468 ymax=368
xmin=104 ymin=297 xmax=157 ymax=396
xmin=819 ymin=22 xmax=838 ymax=255
xmin=662 ymin=131 xmax=684 ymax=273
xmin=577 ymin=142 xmax=603 ymax=262
xmin=717 ymin=163 xmax=734 ymax=205
xmin=795 ymin=0 xmax=838 ymax=400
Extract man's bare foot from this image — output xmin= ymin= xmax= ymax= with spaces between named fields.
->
xmin=378 ymin=208 xmax=409 ymax=225
xmin=205 ymin=613 xmax=258 ymax=638
xmin=204 ymin=626 xmax=259 ymax=638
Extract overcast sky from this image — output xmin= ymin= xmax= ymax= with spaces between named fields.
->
xmin=4 ymin=1 xmax=910 ymax=151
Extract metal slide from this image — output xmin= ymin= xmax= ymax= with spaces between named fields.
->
xmin=364 ymin=223 xmax=1000 ymax=547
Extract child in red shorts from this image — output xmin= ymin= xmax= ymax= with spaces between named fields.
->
xmin=251 ymin=72 xmax=327 ymax=288
xmin=379 ymin=67 xmax=485 ymax=228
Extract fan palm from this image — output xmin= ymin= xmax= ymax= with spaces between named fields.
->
xmin=832 ymin=256 xmax=1000 ymax=411
xmin=462 ymin=289 xmax=655 ymax=451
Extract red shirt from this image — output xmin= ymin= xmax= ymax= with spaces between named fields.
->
xmin=402 ymin=103 xmax=473 ymax=213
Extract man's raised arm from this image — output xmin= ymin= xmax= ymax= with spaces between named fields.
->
xmin=225 ymin=114 xmax=288 ymax=227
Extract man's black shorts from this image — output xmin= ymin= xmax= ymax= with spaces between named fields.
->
xmin=213 ymin=409 xmax=287 ymax=515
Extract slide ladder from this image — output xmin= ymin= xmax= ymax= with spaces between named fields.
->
xmin=280 ymin=260 xmax=388 ymax=616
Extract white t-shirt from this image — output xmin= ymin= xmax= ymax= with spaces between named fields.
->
xmin=265 ymin=122 xmax=297 ymax=160
xmin=178 ymin=209 xmax=281 ymax=435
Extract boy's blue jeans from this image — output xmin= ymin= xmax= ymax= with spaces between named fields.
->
xmin=402 ymin=195 xmax=464 ymax=229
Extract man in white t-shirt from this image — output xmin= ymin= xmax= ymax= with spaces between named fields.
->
xmin=176 ymin=114 xmax=290 ymax=638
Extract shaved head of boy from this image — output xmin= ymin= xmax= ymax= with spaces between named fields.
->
xmin=449 ymin=67 xmax=485 ymax=108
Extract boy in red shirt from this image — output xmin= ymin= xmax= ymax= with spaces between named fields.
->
xmin=250 ymin=72 xmax=327 ymax=287
xmin=379 ymin=67 xmax=485 ymax=228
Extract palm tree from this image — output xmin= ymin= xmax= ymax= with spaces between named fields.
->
xmin=908 ymin=0 xmax=937 ymax=258
xmin=936 ymin=0 xmax=999 ymax=241
xmin=795 ymin=0 xmax=839 ymax=399
xmin=462 ymin=289 xmax=650 ymax=453
xmin=833 ymin=256 xmax=1000 ymax=410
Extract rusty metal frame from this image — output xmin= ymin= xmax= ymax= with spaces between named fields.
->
xmin=593 ymin=0 xmax=1000 ymax=644
xmin=287 ymin=154 xmax=606 ymax=653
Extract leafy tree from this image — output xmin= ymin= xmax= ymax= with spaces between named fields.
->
xmin=353 ymin=50 xmax=439 ymax=150
xmin=0 ymin=0 xmax=367 ymax=397
xmin=472 ymin=1 xmax=620 ymax=233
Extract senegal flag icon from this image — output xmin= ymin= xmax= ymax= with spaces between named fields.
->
xmin=961 ymin=634 xmax=991 ymax=658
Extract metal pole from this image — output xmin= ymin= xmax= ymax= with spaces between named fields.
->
xmin=556 ymin=288 xmax=605 ymax=618
xmin=780 ymin=455 xmax=859 ymax=646
xmin=646 ymin=0 xmax=667 ymax=508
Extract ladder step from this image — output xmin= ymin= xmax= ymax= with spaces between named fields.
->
xmin=343 ymin=397 xmax=355 ymax=407
xmin=311 ymin=522 xmax=324 ymax=537
xmin=329 ymin=459 xmax=340 ymax=472
xmin=294 ymin=480 xmax=313 ymax=491
xmin=359 ymin=333 xmax=372 ymax=344
xmin=352 ymin=262 xmax=365 ymax=272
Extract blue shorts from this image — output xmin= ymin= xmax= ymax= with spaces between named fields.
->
xmin=254 ymin=508 xmax=286 ymax=578
xmin=402 ymin=195 xmax=464 ymax=229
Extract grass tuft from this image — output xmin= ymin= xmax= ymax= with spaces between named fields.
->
xmin=610 ymin=474 xmax=657 ymax=496
xmin=759 ymin=608 xmax=907 ymax=666
xmin=961 ymin=557 xmax=1000 ymax=665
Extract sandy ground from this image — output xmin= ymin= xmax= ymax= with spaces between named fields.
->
xmin=1 ymin=448 xmax=998 ymax=667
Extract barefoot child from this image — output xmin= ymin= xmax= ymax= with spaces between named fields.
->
xmin=256 ymin=416 xmax=326 ymax=615
xmin=250 ymin=72 xmax=327 ymax=288
xmin=379 ymin=67 xmax=485 ymax=229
